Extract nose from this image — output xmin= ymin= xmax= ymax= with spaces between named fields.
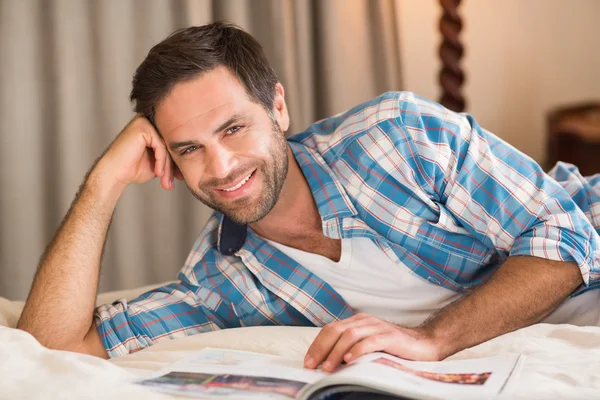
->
xmin=204 ymin=143 xmax=237 ymax=181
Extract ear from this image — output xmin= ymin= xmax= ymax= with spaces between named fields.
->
xmin=272 ymin=83 xmax=290 ymax=133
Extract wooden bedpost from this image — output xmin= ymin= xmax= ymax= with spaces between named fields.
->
xmin=439 ymin=0 xmax=466 ymax=112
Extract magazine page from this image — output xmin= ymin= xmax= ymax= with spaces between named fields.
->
xmin=135 ymin=348 xmax=328 ymax=399
xmin=134 ymin=348 xmax=521 ymax=400
xmin=304 ymin=352 xmax=521 ymax=400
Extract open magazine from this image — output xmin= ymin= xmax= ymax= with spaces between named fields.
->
xmin=135 ymin=348 xmax=522 ymax=400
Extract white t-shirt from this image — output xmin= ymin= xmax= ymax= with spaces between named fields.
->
xmin=265 ymin=237 xmax=600 ymax=327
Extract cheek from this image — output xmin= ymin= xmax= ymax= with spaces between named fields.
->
xmin=236 ymin=129 xmax=276 ymax=158
xmin=177 ymin=161 xmax=205 ymax=188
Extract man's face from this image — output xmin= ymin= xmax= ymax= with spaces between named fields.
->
xmin=154 ymin=67 xmax=289 ymax=224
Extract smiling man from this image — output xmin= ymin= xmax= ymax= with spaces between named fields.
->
xmin=17 ymin=22 xmax=600 ymax=371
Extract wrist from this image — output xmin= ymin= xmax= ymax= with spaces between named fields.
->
xmin=86 ymin=164 xmax=127 ymax=207
xmin=416 ymin=320 xmax=458 ymax=360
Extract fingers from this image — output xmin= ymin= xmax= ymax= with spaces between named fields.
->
xmin=345 ymin=332 xmax=394 ymax=362
xmin=102 ymin=115 xmax=177 ymax=188
xmin=348 ymin=328 xmax=444 ymax=362
xmin=162 ymin=155 xmax=173 ymax=190
xmin=321 ymin=324 xmax=384 ymax=372
xmin=147 ymin=131 xmax=166 ymax=179
xmin=145 ymin=128 xmax=175 ymax=190
xmin=304 ymin=313 xmax=371 ymax=370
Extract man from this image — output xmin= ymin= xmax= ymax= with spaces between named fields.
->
xmin=17 ymin=22 xmax=600 ymax=372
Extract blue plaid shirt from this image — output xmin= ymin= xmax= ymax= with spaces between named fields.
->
xmin=95 ymin=92 xmax=600 ymax=358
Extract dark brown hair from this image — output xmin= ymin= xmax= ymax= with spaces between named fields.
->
xmin=130 ymin=21 xmax=279 ymax=126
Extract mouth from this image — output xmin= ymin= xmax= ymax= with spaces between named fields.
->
xmin=213 ymin=169 xmax=257 ymax=199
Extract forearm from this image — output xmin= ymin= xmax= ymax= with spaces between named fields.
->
xmin=17 ymin=168 xmax=125 ymax=349
xmin=422 ymin=255 xmax=583 ymax=359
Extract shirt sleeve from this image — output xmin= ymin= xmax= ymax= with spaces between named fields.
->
xmin=396 ymin=92 xmax=600 ymax=292
xmin=94 ymin=275 xmax=240 ymax=358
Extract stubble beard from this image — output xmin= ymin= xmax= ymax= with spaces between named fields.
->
xmin=187 ymin=123 xmax=289 ymax=225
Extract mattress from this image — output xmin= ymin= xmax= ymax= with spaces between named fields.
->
xmin=1 ymin=282 xmax=599 ymax=399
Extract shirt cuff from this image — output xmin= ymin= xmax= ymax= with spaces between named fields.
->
xmin=94 ymin=299 xmax=153 ymax=359
xmin=509 ymin=225 xmax=600 ymax=293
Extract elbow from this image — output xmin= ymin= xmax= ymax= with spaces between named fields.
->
xmin=15 ymin=319 xmax=51 ymax=346
xmin=18 ymin=327 xmax=77 ymax=352
xmin=17 ymin=316 xmax=107 ymax=358
xmin=16 ymin=321 xmax=89 ymax=354
xmin=27 ymin=330 xmax=107 ymax=359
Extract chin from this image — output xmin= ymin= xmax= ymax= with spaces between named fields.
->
xmin=224 ymin=208 xmax=268 ymax=225
xmin=221 ymin=198 xmax=274 ymax=225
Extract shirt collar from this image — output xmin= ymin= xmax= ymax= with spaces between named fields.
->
xmin=218 ymin=141 xmax=357 ymax=255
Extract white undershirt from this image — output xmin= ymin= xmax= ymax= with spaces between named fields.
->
xmin=265 ymin=236 xmax=600 ymax=327
xmin=266 ymin=237 xmax=460 ymax=327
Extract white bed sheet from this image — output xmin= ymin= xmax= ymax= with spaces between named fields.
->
xmin=1 ymin=283 xmax=600 ymax=399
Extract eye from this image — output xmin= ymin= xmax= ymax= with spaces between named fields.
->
xmin=225 ymin=125 xmax=243 ymax=135
xmin=181 ymin=145 xmax=199 ymax=156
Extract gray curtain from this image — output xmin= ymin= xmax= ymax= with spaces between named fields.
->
xmin=0 ymin=0 xmax=402 ymax=300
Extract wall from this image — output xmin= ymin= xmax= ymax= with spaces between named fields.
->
xmin=397 ymin=0 xmax=600 ymax=164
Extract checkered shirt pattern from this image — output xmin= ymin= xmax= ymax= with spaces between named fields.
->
xmin=95 ymin=92 xmax=600 ymax=358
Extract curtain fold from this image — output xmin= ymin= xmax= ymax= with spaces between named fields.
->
xmin=0 ymin=0 xmax=402 ymax=300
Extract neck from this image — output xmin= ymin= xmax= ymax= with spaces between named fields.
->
xmin=250 ymin=147 xmax=322 ymax=240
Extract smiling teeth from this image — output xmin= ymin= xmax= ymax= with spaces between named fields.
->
xmin=222 ymin=172 xmax=253 ymax=192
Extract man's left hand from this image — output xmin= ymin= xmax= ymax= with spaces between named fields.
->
xmin=304 ymin=313 xmax=445 ymax=372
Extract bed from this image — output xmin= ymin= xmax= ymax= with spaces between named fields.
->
xmin=1 ymin=282 xmax=600 ymax=399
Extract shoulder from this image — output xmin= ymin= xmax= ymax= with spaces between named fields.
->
xmin=288 ymin=92 xmax=452 ymax=156
xmin=289 ymin=91 xmax=403 ymax=144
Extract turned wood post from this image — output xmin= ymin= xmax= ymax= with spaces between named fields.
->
xmin=439 ymin=0 xmax=466 ymax=112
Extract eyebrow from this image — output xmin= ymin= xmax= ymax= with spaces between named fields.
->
xmin=168 ymin=113 xmax=247 ymax=151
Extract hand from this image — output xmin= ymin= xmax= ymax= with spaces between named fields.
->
xmin=304 ymin=313 xmax=444 ymax=372
xmin=93 ymin=115 xmax=182 ymax=191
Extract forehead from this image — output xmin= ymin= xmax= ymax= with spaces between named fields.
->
xmin=154 ymin=66 xmax=256 ymax=140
